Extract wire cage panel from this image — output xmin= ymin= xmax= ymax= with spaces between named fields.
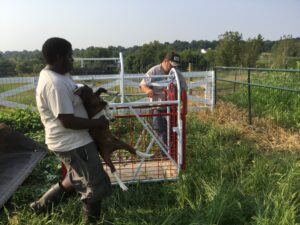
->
xmin=60 ymin=54 xmax=188 ymax=186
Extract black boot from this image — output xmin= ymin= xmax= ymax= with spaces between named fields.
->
xmin=30 ymin=182 xmax=65 ymax=214
xmin=82 ymin=200 xmax=102 ymax=224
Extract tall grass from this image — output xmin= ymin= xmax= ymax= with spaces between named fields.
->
xmin=1 ymin=112 xmax=300 ymax=224
xmin=218 ymin=71 xmax=300 ymax=130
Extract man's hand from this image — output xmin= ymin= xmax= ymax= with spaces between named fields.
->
xmin=146 ymin=89 xmax=154 ymax=98
xmin=140 ymin=84 xmax=154 ymax=98
xmin=97 ymin=116 xmax=109 ymax=129
xmin=58 ymin=114 xmax=109 ymax=130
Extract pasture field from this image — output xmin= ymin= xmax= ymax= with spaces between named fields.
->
xmin=0 ymin=84 xmax=24 ymax=93
xmin=217 ymin=70 xmax=300 ymax=130
xmin=1 ymin=101 xmax=300 ymax=225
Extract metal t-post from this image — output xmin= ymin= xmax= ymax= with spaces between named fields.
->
xmin=247 ymin=69 xmax=252 ymax=125
xmin=213 ymin=67 xmax=217 ymax=107
xmin=119 ymin=52 xmax=124 ymax=103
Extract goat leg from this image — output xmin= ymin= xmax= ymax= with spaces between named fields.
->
xmin=100 ymin=150 xmax=116 ymax=174
xmin=111 ymin=137 xmax=153 ymax=158
xmin=110 ymin=137 xmax=137 ymax=155
xmin=112 ymin=171 xmax=128 ymax=191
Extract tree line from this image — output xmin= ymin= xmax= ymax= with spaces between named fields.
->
xmin=0 ymin=32 xmax=300 ymax=77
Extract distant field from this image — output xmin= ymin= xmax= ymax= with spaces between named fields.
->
xmin=0 ymin=83 xmax=24 ymax=93
xmin=217 ymin=70 xmax=300 ymax=129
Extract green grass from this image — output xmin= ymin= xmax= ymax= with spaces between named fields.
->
xmin=0 ymin=84 xmax=24 ymax=93
xmin=6 ymin=90 xmax=36 ymax=107
xmin=217 ymin=71 xmax=300 ymax=130
xmin=1 ymin=113 xmax=300 ymax=224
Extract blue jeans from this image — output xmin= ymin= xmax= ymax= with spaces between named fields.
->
xmin=153 ymin=110 xmax=167 ymax=155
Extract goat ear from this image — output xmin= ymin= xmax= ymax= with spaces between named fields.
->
xmin=95 ymin=87 xmax=107 ymax=96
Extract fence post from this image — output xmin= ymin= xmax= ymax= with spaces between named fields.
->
xmin=119 ymin=52 xmax=125 ymax=103
xmin=188 ymin=63 xmax=193 ymax=95
xmin=214 ymin=67 xmax=217 ymax=107
xmin=247 ymin=69 xmax=252 ymax=125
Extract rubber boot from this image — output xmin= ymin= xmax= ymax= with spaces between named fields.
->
xmin=82 ymin=200 xmax=102 ymax=224
xmin=29 ymin=182 xmax=65 ymax=214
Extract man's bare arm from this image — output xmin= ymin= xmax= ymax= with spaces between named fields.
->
xmin=140 ymin=84 xmax=153 ymax=98
xmin=58 ymin=114 xmax=109 ymax=130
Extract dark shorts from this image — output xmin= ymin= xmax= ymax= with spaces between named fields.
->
xmin=55 ymin=142 xmax=112 ymax=203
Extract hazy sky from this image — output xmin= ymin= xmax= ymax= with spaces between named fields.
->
xmin=0 ymin=0 xmax=299 ymax=51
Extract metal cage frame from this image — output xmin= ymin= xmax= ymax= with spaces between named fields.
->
xmin=62 ymin=53 xmax=187 ymax=185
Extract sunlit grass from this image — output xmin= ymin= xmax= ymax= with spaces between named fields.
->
xmin=218 ymin=71 xmax=300 ymax=130
xmin=1 ymin=110 xmax=300 ymax=224
xmin=0 ymin=83 xmax=24 ymax=93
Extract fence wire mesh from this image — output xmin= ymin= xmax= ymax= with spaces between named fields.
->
xmin=215 ymin=67 xmax=300 ymax=129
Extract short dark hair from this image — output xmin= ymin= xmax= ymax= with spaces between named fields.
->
xmin=42 ymin=37 xmax=72 ymax=64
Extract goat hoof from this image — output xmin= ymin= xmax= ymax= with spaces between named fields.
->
xmin=136 ymin=150 xmax=154 ymax=158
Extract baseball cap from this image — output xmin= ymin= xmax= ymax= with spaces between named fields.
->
xmin=165 ymin=51 xmax=180 ymax=67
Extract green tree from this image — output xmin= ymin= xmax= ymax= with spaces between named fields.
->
xmin=72 ymin=47 xmax=121 ymax=74
xmin=172 ymin=40 xmax=190 ymax=52
xmin=125 ymin=41 xmax=167 ymax=73
xmin=215 ymin=31 xmax=243 ymax=67
xmin=204 ymin=49 xmax=217 ymax=70
xmin=32 ymin=62 xmax=44 ymax=74
xmin=0 ymin=59 xmax=16 ymax=77
xmin=288 ymin=41 xmax=300 ymax=57
xmin=180 ymin=49 xmax=208 ymax=71
xmin=271 ymin=35 xmax=293 ymax=68
xmin=242 ymin=34 xmax=264 ymax=67
xmin=15 ymin=60 xmax=33 ymax=74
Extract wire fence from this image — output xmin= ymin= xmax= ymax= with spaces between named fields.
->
xmin=215 ymin=66 xmax=300 ymax=128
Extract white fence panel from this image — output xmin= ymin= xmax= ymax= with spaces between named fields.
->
xmin=0 ymin=71 xmax=214 ymax=112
